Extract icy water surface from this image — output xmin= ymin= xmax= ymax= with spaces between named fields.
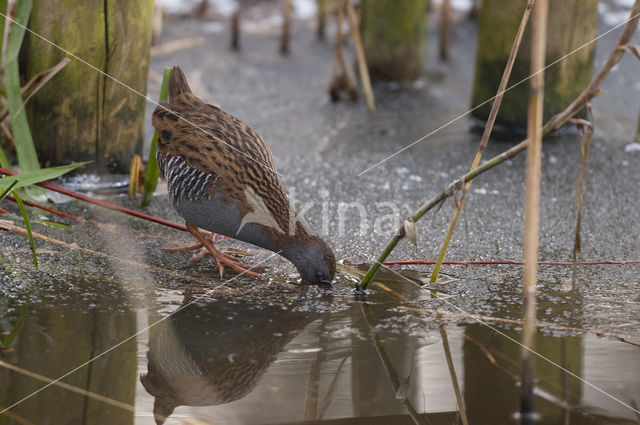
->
xmin=0 ymin=260 xmax=638 ymax=425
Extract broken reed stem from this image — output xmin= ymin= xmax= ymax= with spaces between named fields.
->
xmin=359 ymin=0 xmax=640 ymax=291
xmin=0 ymin=57 xmax=70 ymax=124
xmin=280 ymin=0 xmax=292 ymax=54
xmin=571 ymin=117 xmax=593 ymax=285
xmin=430 ymin=0 xmax=535 ymax=284
xmin=521 ymin=0 xmax=547 ymax=420
xmin=360 ymin=140 xmax=528 ymax=289
xmin=439 ymin=0 xmax=452 ymax=61
xmin=329 ymin=0 xmax=357 ymax=100
xmin=440 ymin=326 xmax=470 ymax=425
xmin=346 ymin=0 xmax=376 ymax=112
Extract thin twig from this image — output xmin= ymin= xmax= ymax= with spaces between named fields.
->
xmin=569 ymin=112 xmax=593 ymax=286
xmin=0 ymin=57 xmax=70 ymax=123
xmin=346 ymin=0 xmax=375 ymax=112
xmin=329 ymin=0 xmax=357 ymax=101
xmin=345 ymin=259 xmax=640 ymax=266
xmin=0 ymin=220 xmax=237 ymax=291
xmin=440 ymin=326 xmax=469 ymax=425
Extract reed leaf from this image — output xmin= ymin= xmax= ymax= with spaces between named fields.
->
xmin=0 ymin=162 xmax=90 ymax=190
xmin=12 ymin=191 xmax=38 ymax=267
xmin=141 ymin=67 xmax=171 ymax=208
xmin=0 ymin=179 xmax=17 ymax=201
xmin=0 ymin=0 xmax=9 ymax=169
xmin=5 ymin=0 xmax=39 ymax=173
xmin=0 ymin=147 xmax=9 ymax=169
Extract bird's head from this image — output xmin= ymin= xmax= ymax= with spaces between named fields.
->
xmin=286 ymin=235 xmax=336 ymax=284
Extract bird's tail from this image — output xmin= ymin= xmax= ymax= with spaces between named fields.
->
xmin=168 ymin=66 xmax=193 ymax=103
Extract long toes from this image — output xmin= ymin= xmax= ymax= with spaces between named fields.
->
xmin=188 ymin=248 xmax=209 ymax=263
xmin=164 ymin=242 xmax=203 ymax=252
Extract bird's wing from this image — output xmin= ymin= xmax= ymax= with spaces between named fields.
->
xmin=152 ymin=99 xmax=293 ymax=232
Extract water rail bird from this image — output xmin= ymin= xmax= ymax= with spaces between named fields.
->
xmin=152 ymin=66 xmax=335 ymax=283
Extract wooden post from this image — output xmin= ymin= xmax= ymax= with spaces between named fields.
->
xmin=360 ymin=0 xmax=428 ymax=82
xmin=471 ymin=0 xmax=598 ymax=128
xmin=101 ymin=0 xmax=154 ymax=171
xmin=26 ymin=0 xmax=154 ymax=172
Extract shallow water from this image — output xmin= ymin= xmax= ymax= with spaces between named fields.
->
xmin=0 ymin=261 xmax=638 ymax=425
xmin=2 ymin=4 xmax=640 ymax=424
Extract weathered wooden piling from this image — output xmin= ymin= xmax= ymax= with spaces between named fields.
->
xmin=360 ymin=0 xmax=428 ymax=82
xmin=26 ymin=0 xmax=154 ymax=171
xmin=471 ymin=0 xmax=598 ymax=128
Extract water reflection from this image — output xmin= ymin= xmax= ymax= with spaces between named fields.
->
xmin=0 ymin=279 xmax=136 ymax=425
xmin=0 ymin=271 xmax=637 ymax=424
xmin=141 ymin=294 xmax=318 ymax=424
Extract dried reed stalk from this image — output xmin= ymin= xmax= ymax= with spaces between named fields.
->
xmin=521 ymin=0 xmax=548 ymax=419
xmin=346 ymin=0 xmax=376 ymax=112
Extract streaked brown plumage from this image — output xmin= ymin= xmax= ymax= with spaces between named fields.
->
xmin=152 ymin=66 xmax=335 ymax=283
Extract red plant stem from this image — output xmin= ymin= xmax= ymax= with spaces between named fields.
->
xmin=0 ymin=167 xmax=187 ymax=232
xmin=5 ymin=195 xmax=84 ymax=222
xmin=343 ymin=259 xmax=640 ymax=266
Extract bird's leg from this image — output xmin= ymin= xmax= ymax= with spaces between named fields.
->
xmin=185 ymin=222 xmax=264 ymax=278
xmin=163 ymin=233 xmax=212 ymax=252
xmin=164 ymin=231 xmax=216 ymax=263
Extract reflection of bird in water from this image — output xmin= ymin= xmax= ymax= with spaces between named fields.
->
xmin=140 ymin=296 xmax=317 ymax=425
xmin=152 ymin=66 xmax=335 ymax=282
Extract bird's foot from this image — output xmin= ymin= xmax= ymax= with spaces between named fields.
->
xmin=209 ymin=249 xmax=266 ymax=279
xmin=164 ymin=232 xmax=216 ymax=263
xmin=185 ymin=222 xmax=265 ymax=279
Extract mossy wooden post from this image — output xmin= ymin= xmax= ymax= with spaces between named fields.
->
xmin=27 ymin=0 xmax=154 ymax=171
xmin=102 ymin=0 xmax=154 ymax=170
xmin=471 ymin=0 xmax=598 ymax=128
xmin=360 ymin=0 xmax=428 ymax=82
